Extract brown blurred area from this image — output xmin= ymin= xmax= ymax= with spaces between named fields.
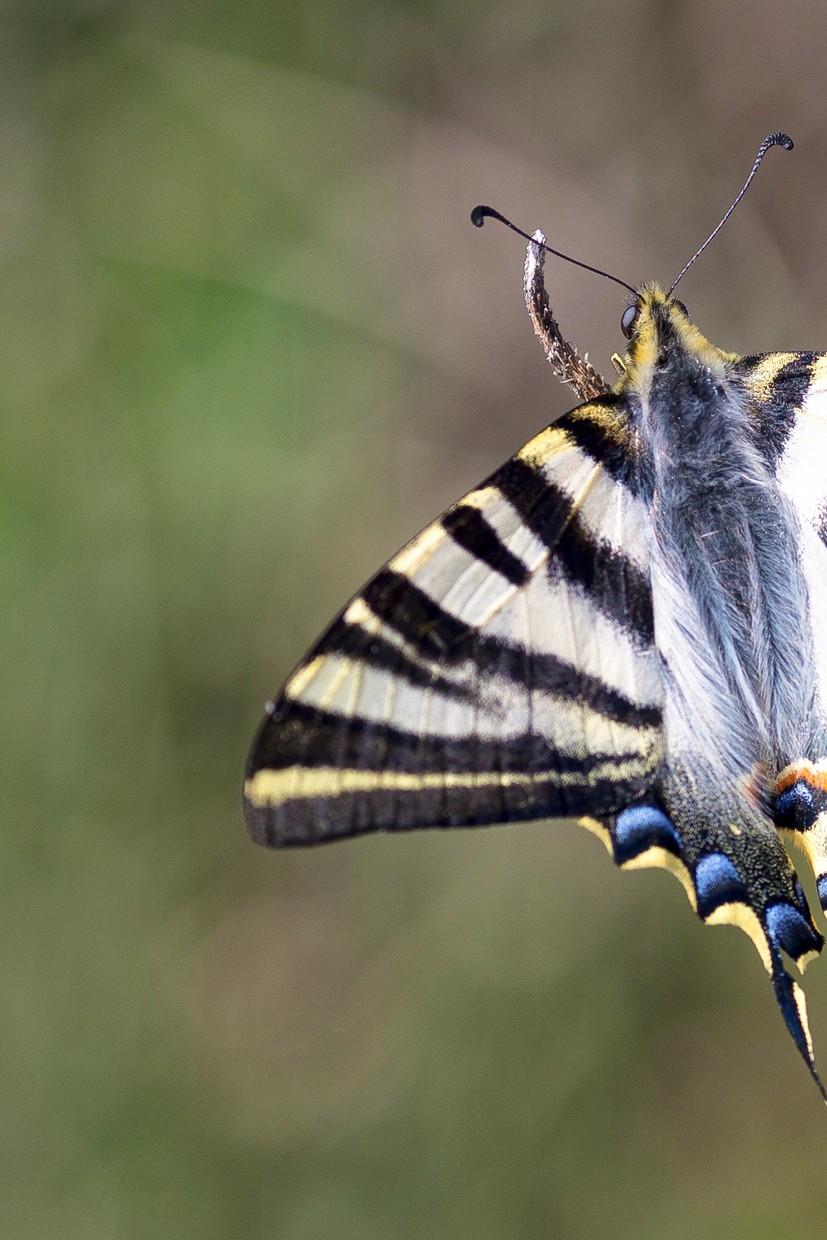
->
xmin=5 ymin=2 xmax=827 ymax=1237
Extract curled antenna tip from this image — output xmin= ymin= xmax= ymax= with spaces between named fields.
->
xmin=470 ymin=205 xmax=497 ymax=228
xmin=667 ymin=131 xmax=795 ymax=295
xmin=469 ymin=201 xmax=636 ymax=294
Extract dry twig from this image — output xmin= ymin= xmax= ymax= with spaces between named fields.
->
xmin=523 ymin=229 xmax=609 ymax=401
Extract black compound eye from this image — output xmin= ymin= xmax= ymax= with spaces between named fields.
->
xmin=620 ymin=302 xmax=640 ymax=339
xmin=673 ymin=298 xmax=689 ymax=317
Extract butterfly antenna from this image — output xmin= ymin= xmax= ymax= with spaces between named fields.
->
xmin=470 ymin=204 xmax=637 ymax=296
xmin=667 ymin=131 xmax=794 ymax=295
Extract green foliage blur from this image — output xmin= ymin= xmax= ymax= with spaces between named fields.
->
xmin=7 ymin=1 xmax=827 ymax=1236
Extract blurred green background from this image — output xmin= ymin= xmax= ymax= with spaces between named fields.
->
xmin=7 ymin=1 xmax=827 ymax=1237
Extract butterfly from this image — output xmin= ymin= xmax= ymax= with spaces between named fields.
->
xmin=243 ymin=132 xmax=827 ymax=1099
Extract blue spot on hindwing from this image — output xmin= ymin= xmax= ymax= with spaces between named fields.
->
xmin=694 ymin=852 xmax=746 ymax=917
xmin=775 ymin=780 xmax=817 ymax=831
xmin=765 ymin=902 xmax=822 ymax=962
xmin=613 ymin=805 xmax=682 ymax=864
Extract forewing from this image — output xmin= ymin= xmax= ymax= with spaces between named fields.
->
xmin=244 ymin=397 xmax=664 ymax=845
xmin=738 ymin=350 xmax=827 ymax=535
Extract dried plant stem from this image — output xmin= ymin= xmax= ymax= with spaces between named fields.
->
xmin=523 ymin=229 xmax=609 ymax=401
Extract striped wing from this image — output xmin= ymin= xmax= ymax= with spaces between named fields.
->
xmin=739 ymin=349 xmax=827 ymax=552
xmin=739 ymin=352 xmax=827 ymax=894
xmin=244 ymin=397 xmax=664 ymax=846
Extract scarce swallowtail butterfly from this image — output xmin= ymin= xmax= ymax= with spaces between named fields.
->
xmin=244 ymin=132 xmax=827 ymax=1100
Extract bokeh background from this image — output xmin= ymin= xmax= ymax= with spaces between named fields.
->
xmin=7 ymin=2 xmax=827 ymax=1237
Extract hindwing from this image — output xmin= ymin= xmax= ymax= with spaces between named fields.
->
xmin=244 ymin=397 xmax=663 ymax=846
xmin=585 ymin=769 xmax=824 ymax=1091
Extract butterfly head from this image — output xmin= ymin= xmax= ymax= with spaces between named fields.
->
xmin=617 ymin=283 xmax=737 ymax=391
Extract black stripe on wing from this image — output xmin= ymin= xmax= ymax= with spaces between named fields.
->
xmin=356 ymin=571 xmax=659 ymax=727
xmin=361 ymin=569 xmax=467 ymax=657
xmin=737 ymin=352 xmax=819 ymax=465
xmin=314 ymin=616 xmax=473 ymax=700
xmin=245 ymin=702 xmax=656 ymax=846
xmin=247 ymin=777 xmax=651 ymax=847
xmin=252 ymin=701 xmax=650 ymax=776
xmin=441 ymin=505 xmax=530 ymax=586
xmin=491 ymin=457 xmax=654 ymax=645
xmin=558 ymin=396 xmax=641 ymax=489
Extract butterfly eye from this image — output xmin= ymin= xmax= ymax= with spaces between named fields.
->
xmin=620 ymin=303 xmax=640 ymax=339
xmin=673 ymin=298 xmax=689 ymax=317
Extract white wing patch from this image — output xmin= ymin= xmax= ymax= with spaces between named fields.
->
xmin=482 ymin=569 xmax=660 ymax=706
xmin=776 ymin=355 xmax=827 ymax=715
xmin=286 ymin=646 xmax=658 ymax=755
xmin=778 ymin=354 xmax=827 ymax=529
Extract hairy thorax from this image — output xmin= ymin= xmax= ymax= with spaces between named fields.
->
xmin=627 ymin=310 xmax=815 ymax=779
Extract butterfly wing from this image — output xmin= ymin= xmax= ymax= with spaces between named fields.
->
xmin=738 ymin=351 xmax=827 ymax=888
xmin=244 ymin=396 xmax=665 ymax=845
xmin=586 ymin=768 xmax=824 ymax=1092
